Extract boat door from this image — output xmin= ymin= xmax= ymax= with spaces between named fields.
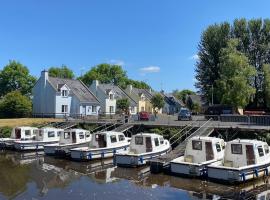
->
xmin=205 ymin=142 xmax=214 ymax=161
xmin=246 ymin=145 xmax=255 ymax=165
xmin=98 ymin=134 xmax=106 ymax=147
xmin=72 ymin=132 xmax=76 ymax=143
xmin=146 ymin=137 xmax=152 ymax=152
xmin=15 ymin=128 xmax=21 ymax=139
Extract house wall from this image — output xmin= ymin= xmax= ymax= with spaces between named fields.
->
xmin=55 ymin=85 xmax=72 ymax=116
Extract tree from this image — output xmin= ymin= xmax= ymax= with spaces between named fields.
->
xmin=263 ymin=64 xmax=270 ymax=109
xmin=173 ymin=89 xmax=195 ymax=103
xmin=190 ymin=103 xmax=201 ymax=114
xmin=0 ymin=91 xmax=32 ymax=118
xmin=150 ymin=94 xmax=165 ymax=117
xmin=48 ymin=65 xmax=75 ymax=79
xmin=0 ymin=60 xmax=36 ymax=97
xmin=116 ymin=98 xmax=130 ymax=114
xmin=215 ymin=40 xmax=256 ymax=109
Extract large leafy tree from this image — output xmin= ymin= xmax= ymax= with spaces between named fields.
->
xmin=215 ymin=40 xmax=256 ymax=109
xmin=173 ymin=89 xmax=195 ymax=103
xmin=0 ymin=60 xmax=36 ymax=97
xmin=48 ymin=65 xmax=75 ymax=79
xmin=0 ymin=91 xmax=32 ymax=118
xmin=150 ymin=93 xmax=165 ymax=116
xmin=116 ymin=98 xmax=130 ymax=114
xmin=263 ymin=64 xmax=270 ymax=109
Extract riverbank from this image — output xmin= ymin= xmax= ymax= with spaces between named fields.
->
xmin=0 ymin=118 xmax=63 ymax=128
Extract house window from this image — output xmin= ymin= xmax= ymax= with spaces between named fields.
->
xmin=109 ymin=94 xmax=114 ymax=100
xmin=231 ymin=144 xmax=242 ymax=154
xmin=192 ymin=140 xmax=202 ymax=150
xmin=130 ymin=107 xmax=135 ymax=113
xmin=110 ymin=135 xmax=117 ymax=143
xmin=62 ymin=90 xmax=68 ymax=97
xmin=48 ymin=131 xmax=55 ymax=138
xmin=92 ymin=106 xmax=97 ymax=113
xmin=62 ymin=105 xmax=68 ymax=113
xmin=135 ymin=136 xmax=143 ymax=145
xmin=109 ymin=106 xmax=114 ymax=113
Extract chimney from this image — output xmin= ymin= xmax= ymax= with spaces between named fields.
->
xmin=127 ymin=84 xmax=133 ymax=94
xmin=93 ymin=80 xmax=99 ymax=90
xmin=41 ymin=70 xmax=48 ymax=86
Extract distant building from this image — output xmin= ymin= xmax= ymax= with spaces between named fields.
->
xmin=186 ymin=94 xmax=207 ymax=112
xmin=162 ymin=93 xmax=184 ymax=114
xmin=89 ymin=80 xmax=137 ymax=115
xmin=32 ymin=71 xmax=100 ymax=118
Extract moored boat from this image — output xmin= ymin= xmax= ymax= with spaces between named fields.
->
xmin=14 ymin=127 xmax=63 ymax=151
xmin=44 ymin=129 xmax=92 ymax=157
xmin=115 ymin=133 xmax=171 ymax=167
xmin=0 ymin=126 xmax=38 ymax=149
xmin=70 ymin=131 xmax=130 ymax=161
xmin=207 ymin=139 xmax=270 ymax=184
xmin=170 ymin=136 xmax=225 ymax=177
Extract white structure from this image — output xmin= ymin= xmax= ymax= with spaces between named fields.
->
xmin=44 ymin=129 xmax=92 ymax=156
xmin=70 ymin=131 xmax=130 ymax=161
xmin=170 ymin=137 xmax=225 ymax=177
xmin=207 ymin=139 xmax=270 ymax=183
xmin=115 ymin=133 xmax=171 ymax=167
xmin=90 ymin=80 xmax=137 ymax=115
xmin=14 ymin=127 xmax=63 ymax=150
xmin=32 ymin=70 xmax=100 ymax=118
xmin=0 ymin=126 xmax=38 ymax=148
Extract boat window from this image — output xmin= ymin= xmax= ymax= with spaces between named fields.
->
xmin=25 ymin=130 xmax=31 ymax=136
xmin=118 ymin=135 xmax=125 ymax=141
xmin=48 ymin=131 xmax=55 ymax=138
xmin=216 ymin=143 xmax=221 ymax=152
xmin=159 ymin=137 xmax=164 ymax=144
xmin=135 ymin=136 xmax=143 ymax=145
xmin=79 ymin=133 xmax=84 ymax=139
xmin=39 ymin=130 xmax=43 ymax=137
xmin=95 ymin=134 xmax=101 ymax=141
xmin=57 ymin=131 xmax=61 ymax=137
xmin=64 ymin=132 xmax=70 ymax=139
xmin=231 ymin=144 xmax=242 ymax=154
xmin=192 ymin=140 xmax=202 ymax=150
xmin=86 ymin=132 xmax=90 ymax=138
xmin=154 ymin=138 xmax=159 ymax=146
xmin=265 ymin=145 xmax=269 ymax=154
xmin=258 ymin=146 xmax=264 ymax=157
xmin=110 ymin=135 xmax=117 ymax=143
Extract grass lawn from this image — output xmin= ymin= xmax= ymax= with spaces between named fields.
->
xmin=0 ymin=118 xmax=64 ymax=128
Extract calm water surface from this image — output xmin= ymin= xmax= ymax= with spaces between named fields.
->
xmin=0 ymin=150 xmax=270 ymax=200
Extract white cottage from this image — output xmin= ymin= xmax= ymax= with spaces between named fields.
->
xmin=32 ymin=71 xmax=100 ymax=118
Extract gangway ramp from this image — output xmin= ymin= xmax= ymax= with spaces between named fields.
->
xmin=149 ymin=119 xmax=214 ymax=173
xmin=113 ymin=123 xmax=134 ymax=132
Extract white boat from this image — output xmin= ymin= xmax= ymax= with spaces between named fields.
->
xmin=170 ymin=136 xmax=225 ymax=177
xmin=14 ymin=127 xmax=63 ymax=151
xmin=44 ymin=129 xmax=92 ymax=156
xmin=115 ymin=133 xmax=171 ymax=167
xmin=70 ymin=131 xmax=130 ymax=161
xmin=0 ymin=126 xmax=38 ymax=149
xmin=207 ymin=139 xmax=270 ymax=183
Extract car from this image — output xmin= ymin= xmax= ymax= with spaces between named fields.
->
xmin=139 ymin=111 xmax=150 ymax=121
xmin=178 ymin=108 xmax=192 ymax=121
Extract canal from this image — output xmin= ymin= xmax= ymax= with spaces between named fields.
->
xmin=0 ymin=150 xmax=270 ymax=200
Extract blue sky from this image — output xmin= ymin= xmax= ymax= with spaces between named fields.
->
xmin=0 ymin=0 xmax=270 ymax=92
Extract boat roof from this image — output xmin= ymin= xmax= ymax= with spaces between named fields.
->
xmin=95 ymin=131 xmax=124 ymax=136
xmin=228 ymin=139 xmax=267 ymax=145
xmin=190 ymin=136 xmax=223 ymax=142
xmin=39 ymin=127 xmax=64 ymax=131
xmin=133 ymin=133 xmax=163 ymax=138
xmin=15 ymin=126 xmax=38 ymax=129
xmin=65 ymin=129 xmax=89 ymax=132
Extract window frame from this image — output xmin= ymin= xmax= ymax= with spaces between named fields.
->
xmin=192 ymin=140 xmax=202 ymax=151
xmin=258 ymin=146 xmax=264 ymax=157
xmin=118 ymin=134 xmax=125 ymax=141
xmin=110 ymin=135 xmax=117 ymax=143
xmin=48 ymin=131 xmax=56 ymax=138
xmin=24 ymin=130 xmax=31 ymax=136
xmin=64 ymin=132 xmax=70 ymax=139
xmin=231 ymin=144 xmax=243 ymax=155
xmin=216 ymin=142 xmax=221 ymax=152
xmin=135 ymin=136 xmax=143 ymax=145
xmin=154 ymin=138 xmax=159 ymax=146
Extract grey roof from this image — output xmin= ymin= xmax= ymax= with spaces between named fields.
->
xmin=188 ymin=94 xmax=206 ymax=106
xmin=98 ymin=84 xmax=137 ymax=106
xmin=166 ymin=93 xmax=185 ymax=107
xmin=131 ymin=88 xmax=153 ymax=100
xmin=48 ymin=77 xmax=99 ymax=104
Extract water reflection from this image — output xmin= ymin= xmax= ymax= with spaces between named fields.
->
xmin=1 ymin=150 xmax=270 ymax=200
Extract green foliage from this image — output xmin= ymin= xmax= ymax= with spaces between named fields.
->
xmin=215 ymin=39 xmax=256 ymax=108
xmin=48 ymin=65 xmax=75 ymax=79
xmin=263 ymin=64 xmax=270 ymax=109
xmin=116 ymin=98 xmax=130 ymax=114
xmin=0 ymin=60 xmax=36 ymax=97
xmin=0 ymin=126 xmax=12 ymax=138
xmin=190 ymin=102 xmax=201 ymax=113
xmin=173 ymin=89 xmax=195 ymax=103
xmin=150 ymin=93 xmax=165 ymax=115
xmin=0 ymin=91 xmax=32 ymax=118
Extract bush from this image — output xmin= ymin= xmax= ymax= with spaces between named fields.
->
xmin=0 ymin=126 xmax=12 ymax=138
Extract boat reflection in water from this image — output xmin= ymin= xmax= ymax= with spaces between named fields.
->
xmin=1 ymin=151 xmax=270 ymax=200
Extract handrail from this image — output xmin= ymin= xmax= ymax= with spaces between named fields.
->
xmin=170 ymin=125 xmax=194 ymax=147
xmin=168 ymin=122 xmax=194 ymax=142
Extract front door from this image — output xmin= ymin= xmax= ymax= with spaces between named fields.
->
xmin=72 ymin=132 xmax=76 ymax=143
xmin=146 ymin=137 xmax=152 ymax=152
xmin=205 ymin=142 xmax=214 ymax=161
xmin=246 ymin=145 xmax=255 ymax=165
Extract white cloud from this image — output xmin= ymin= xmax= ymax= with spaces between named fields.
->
xmin=189 ymin=54 xmax=199 ymax=60
xmin=109 ymin=59 xmax=125 ymax=66
xmin=139 ymin=66 xmax=160 ymax=75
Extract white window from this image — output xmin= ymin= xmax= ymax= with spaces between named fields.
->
xmin=62 ymin=90 xmax=68 ymax=97
xmin=216 ymin=143 xmax=221 ymax=152
xmin=48 ymin=131 xmax=55 ymax=138
xmin=135 ymin=136 xmax=143 ymax=145
xmin=258 ymin=146 xmax=264 ymax=157
xmin=231 ymin=144 xmax=242 ymax=154
xmin=25 ymin=130 xmax=31 ymax=136
xmin=192 ymin=140 xmax=202 ymax=150
xmin=92 ymin=106 xmax=97 ymax=113
xmin=62 ymin=105 xmax=68 ymax=113
xmin=130 ymin=107 xmax=135 ymax=113
xmin=109 ymin=94 xmax=114 ymax=100
xmin=110 ymin=135 xmax=117 ymax=143
xmin=64 ymin=132 xmax=70 ymax=139
xmin=109 ymin=106 xmax=114 ymax=113
xmin=154 ymin=138 xmax=159 ymax=146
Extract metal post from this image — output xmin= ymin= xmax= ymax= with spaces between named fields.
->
xmin=211 ymin=84 xmax=214 ymax=106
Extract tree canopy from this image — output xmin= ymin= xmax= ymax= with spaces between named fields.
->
xmin=150 ymin=93 xmax=165 ymax=115
xmin=173 ymin=89 xmax=196 ymax=104
xmin=0 ymin=91 xmax=32 ymax=118
xmin=215 ymin=39 xmax=256 ymax=108
xmin=263 ymin=64 xmax=270 ymax=109
xmin=0 ymin=60 xmax=36 ymax=97
xmin=48 ymin=65 xmax=75 ymax=79
xmin=116 ymin=98 xmax=130 ymax=114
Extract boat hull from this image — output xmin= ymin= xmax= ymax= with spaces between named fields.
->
xmin=14 ymin=141 xmax=59 ymax=151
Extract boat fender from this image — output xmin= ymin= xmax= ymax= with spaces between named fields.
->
xmin=265 ymin=168 xmax=269 ymax=176
xmin=101 ymin=151 xmax=105 ymax=158
xmin=241 ymin=172 xmax=246 ymax=182
xmin=139 ymin=156 xmax=144 ymax=164
xmin=254 ymin=168 xmax=259 ymax=177
xmin=88 ymin=152 xmax=92 ymax=160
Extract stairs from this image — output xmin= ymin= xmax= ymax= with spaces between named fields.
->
xmin=113 ymin=123 xmax=133 ymax=132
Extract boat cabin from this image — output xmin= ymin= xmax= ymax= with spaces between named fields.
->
xmin=222 ymin=139 xmax=270 ymax=168
xmin=11 ymin=127 xmax=38 ymax=140
xmin=91 ymin=131 xmax=127 ymax=148
xmin=129 ymin=133 xmax=167 ymax=154
xmin=35 ymin=127 xmax=63 ymax=142
xmin=184 ymin=137 xmax=225 ymax=163
xmin=59 ymin=129 xmax=91 ymax=145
